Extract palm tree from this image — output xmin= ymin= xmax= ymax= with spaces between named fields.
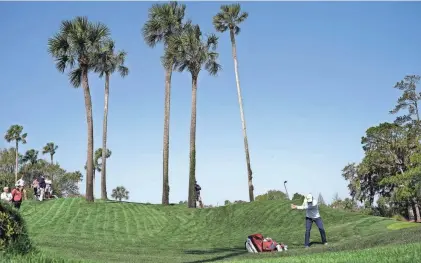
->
xmin=93 ymin=40 xmax=128 ymax=200
xmin=48 ymin=16 xmax=110 ymax=202
xmin=213 ymin=4 xmax=254 ymax=201
xmin=111 ymin=186 xmax=129 ymax=202
xmin=83 ymin=148 xmax=111 ymax=197
xmin=22 ymin=149 xmax=39 ymax=166
xmin=165 ymin=23 xmax=222 ymax=208
xmin=4 ymin=125 xmax=27 ymax=182
xmin=142 ymin=1 xmax=186 ymax=205
xmin=42 ymin=142 xmax=58 ymax=165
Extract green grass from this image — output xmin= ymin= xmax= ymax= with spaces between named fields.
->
xmin=8 ymin=198 xmax=421 ymax=262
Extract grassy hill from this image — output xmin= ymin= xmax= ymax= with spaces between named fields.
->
xmin=4 ymin=198 xmax=421 ymax=262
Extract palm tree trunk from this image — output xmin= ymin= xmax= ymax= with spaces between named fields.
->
xmin=101 ymin=73 xmax=110 ymax=200
xmin=188 ymin=76 xmax=198 ymax=208
xmin=162 ymin=67 xmax=172 ymax=205
xmin=15 ymin=141 xmax=18 ymax=182
xmin=81 ymin=67 xmax=94 ymax=202
xmin=50 ymin=154 xmax=54 ymax=184
xmin=230 ymin=29 xmax=254 ymax=202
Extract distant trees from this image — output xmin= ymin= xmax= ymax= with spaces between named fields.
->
xmin=4 ymin=125 xmax=27 ymax=182
xmin=1 ymin=126 xmax=81 ymax=197
xmin=317 ymin=193 xmax=326 ymax=206
xmin=42 ymin=142 xmax=58 ymax=165
xmin=111 ymin=186 xmax=129 ymax=202
xmin=341 ymin=74 xmax=421 ymax=221
xmin=255 ymin=190 xmax=289 ymax=201
xmin=292 ymin=193 xmax=305 ymax=203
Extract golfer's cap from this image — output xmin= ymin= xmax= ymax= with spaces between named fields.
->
xmin=3 ymin=187 xmax=8 ymax=191
xmin=306 ymin=194 xmax=313 ymax=202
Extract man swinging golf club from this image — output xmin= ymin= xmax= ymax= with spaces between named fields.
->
xmin=291 ymin=193 xmax=327 ymax=248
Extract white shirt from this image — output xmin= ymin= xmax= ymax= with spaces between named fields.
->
xmin=1 ymin=192 xmax=12 ymax=202
xmin=296 ymin=199 xmax=320 ymax=219
xmin=16 ymin=179 xmax=25 ymax=187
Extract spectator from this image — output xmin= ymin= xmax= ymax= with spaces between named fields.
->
xmin=32 ymin=178 xmax=39 ymax=199
xmin=38 ymin=175 xmax=46 ymax=201
xmin=1 ymin=187 xmax=12 ymax=202
xmin=16 ymin=176 xmax=27 ymax=200
xmin=11 ymin=186 xmax=23 ymax=209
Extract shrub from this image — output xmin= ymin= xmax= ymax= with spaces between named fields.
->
xmin=0 ymin=201 xmax=32 ymax=254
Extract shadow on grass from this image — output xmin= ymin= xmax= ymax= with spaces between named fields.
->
xmin=309 ymin=241 xmax=324 ymax=247
xmin=184 ymin=247 xmax=247 ymax=263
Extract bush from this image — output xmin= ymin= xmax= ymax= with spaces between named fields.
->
xmin=0 ymin=201 xmax=32 ymax=254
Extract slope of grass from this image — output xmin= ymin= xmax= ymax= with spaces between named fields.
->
xmin=13 ymin=198 xmax=421 ymax=262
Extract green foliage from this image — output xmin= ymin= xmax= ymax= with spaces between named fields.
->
xmin=42 ymin=143 xmax=58 ymax=163
xmin=213 ymin=3 xmax=248 ymax=35
xmin=22 ymin=149 xmax=39 ymax=166
xmin=255 ymin=190 xmax=288 ymax=201
xmin=111 ymin=186 xmax=129 ymax=201
xmin=164 ymin=22 xmax=221 ymax=78
xmin=93 ymin=39 xmax=129 ymax=78
xmin=4 ymin=125 xmax=27 ymax=146
xmin=47 ymin=16 xmax=110 ymax=87
xmin=0 ymin=202 xmax=32 ymax=254
xmin=142 ymin=1 xmax=186 ymax=49
xmin=291 ymin=192 xmax=305 ymax=203
xmin=18 ymin=159 xmax=81 ymax=198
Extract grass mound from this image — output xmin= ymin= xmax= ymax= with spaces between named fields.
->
xmin=16 ymin=198 xmax=421 ymax=262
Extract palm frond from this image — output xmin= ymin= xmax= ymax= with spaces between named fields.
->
xmin=213 ymin=3 xmax=248 ymax=35
xmin=142 ymin=1 xmax=186 ymax=48
xmin=68 ymin=67 xmax=83 ymax=88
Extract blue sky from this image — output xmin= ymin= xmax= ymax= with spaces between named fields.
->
xmin=1 ymin=1 xmax=420 ymax=205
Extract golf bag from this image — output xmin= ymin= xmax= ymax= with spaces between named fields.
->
xmin=245 ymin=233 xmax=288 ymax=253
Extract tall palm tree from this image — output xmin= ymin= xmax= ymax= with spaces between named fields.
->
xmin=22 ymin=149 xmax=39 ymax=166
xmin=165 ymin=23 xmax=222 ymax=208
xmin=213 ymin=4 xmax=254 ymax=201
xmin=93 ymin=40 xmax=128 ymax=200
xmin=142 ymin=1 xmax=186 ymax=205
xmin=48 ymin=16 xmax=110 ymax=202
xmin=42 ymin=142 xmax=58 ymax=165
xmin=4 ymin=125 xmax=27 ymax=182
xmin=111 ymin=186 xmax=129 ymax=202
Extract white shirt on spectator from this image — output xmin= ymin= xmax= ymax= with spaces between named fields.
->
xmin=1 ymin=192 xmax=12 ymax=202
xmin=16 ymin=178 xmax=25 ymax=187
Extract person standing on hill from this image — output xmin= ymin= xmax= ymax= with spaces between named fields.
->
xmin=11 ymin=186 xmax=23 ymax=209
xmin=291 ymin=193 xmax=327 ymax=248
xmin=194 ymin=181 xmax=203 ymax=208
xmin=38 ymin=175 xmax=46 ymax=201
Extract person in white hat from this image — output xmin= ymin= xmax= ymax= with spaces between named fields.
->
xmin=291 ymin=193 xmax=327 ymax=248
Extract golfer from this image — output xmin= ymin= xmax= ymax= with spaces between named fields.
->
xmin=291 ymin=194 xmax=327 ymax=248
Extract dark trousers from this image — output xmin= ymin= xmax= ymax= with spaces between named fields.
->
xmin=305 ymin=217 xmax=327 ymax=246
xmin=13 ymin=200 xmax=22 ymax=210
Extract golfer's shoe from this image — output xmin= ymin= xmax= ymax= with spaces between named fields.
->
xmin=324 ymin=242 xmax=328 ymax=246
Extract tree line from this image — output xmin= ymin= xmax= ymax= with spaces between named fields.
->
xmin=1 ymin=125 xmax=81 ymax=197
xmin=46 ymin=2 xmax=254 ymax=207
xmin=342 ymin=75 xmax=421 ymax=222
